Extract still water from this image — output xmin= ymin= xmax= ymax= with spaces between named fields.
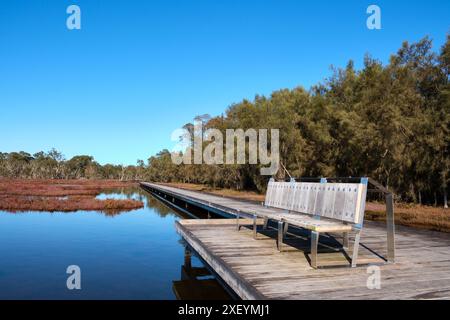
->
xmin=0 ymin=188 xmax=230 ymax=299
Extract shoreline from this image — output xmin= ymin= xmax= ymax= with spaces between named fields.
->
xmin=0 ymin=179 xmax=144 ymax=214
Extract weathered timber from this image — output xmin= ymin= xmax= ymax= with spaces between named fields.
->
xmin=141 ymin=182 xmax=450 ymax=300
xmin=176 ymin=219 xmax=450 ymax=300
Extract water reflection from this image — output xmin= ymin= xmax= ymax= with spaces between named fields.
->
xmin=0 ymin=186 xmax=232 ymax=300
xmin=96 ymin=187 xmax=193 ymax=219
xmin=105 ymin=188 xmax=233 ymax=299
xmin=172 ymin=248 xmax=231 ymax=300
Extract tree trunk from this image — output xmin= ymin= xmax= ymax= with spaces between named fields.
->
xmin=120 ymin=167 xmax=125 ymax=181
xmin=444 ymin=187 xmax=448 ymax=209
xmin=418 ymin=190 xmax=422 ymax=205
xmin=410 ymin=183 xmax=417 ymax=204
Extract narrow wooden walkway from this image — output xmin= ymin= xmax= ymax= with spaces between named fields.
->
xmin=142 ymin=183 xmax=450 ymax=300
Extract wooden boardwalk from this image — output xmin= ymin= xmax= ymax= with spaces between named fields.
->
xmin=142 ymin=183 xmax=450 ymax=300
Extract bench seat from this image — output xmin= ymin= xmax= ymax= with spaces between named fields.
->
xmin=248 ymin=211 xmax=352 ymax=233
xmin=237 ymin=178 xmax=370 ymax=268
xmin=277 ymin=213 xmax=352 ymax=233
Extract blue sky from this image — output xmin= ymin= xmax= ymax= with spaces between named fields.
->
xmin=0 ymin=0 xmax=449 ymax=165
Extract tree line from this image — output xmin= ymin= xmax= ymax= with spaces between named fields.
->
xmin=0 ymin=150 xmax=145 ymax=181
xmin=1 ymin=35 xmax=449 ymax=207
xmin=146 ymin=36 xmax=450 ymax=207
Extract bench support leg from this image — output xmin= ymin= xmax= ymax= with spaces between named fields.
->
xmin=351 ymin=230 xmax=362 ymax=268
xmin=277 ymin=221 xmax=284 ymax=252
xmin=263 ymin=217 xmax=269 ymax=230
xmin=253 ymin=214 xmax=258 ymax=240
xmin=343 ymin=232 xmax=349 ymax=249
xmin=283 ymin=222 xmax=289 ymax=237
xmin=311 ymin=231 xmax=319 ymax=269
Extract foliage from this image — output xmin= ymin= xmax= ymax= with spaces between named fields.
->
xmin=143 ymin=35 xmax=450 ymax=206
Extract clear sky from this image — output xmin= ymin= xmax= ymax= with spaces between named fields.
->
xmin=0 ymin=0 xmax=449 ymax=165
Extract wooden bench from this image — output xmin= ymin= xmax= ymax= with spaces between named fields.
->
xmin=237 ymin=178 xmax=371 ymax=268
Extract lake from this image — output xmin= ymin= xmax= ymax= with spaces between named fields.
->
xmin=0 ymin=187 xmax=230 ymax=300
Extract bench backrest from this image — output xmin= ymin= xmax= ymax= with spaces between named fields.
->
xmin=264 ymin=180 xmax=368 ymax=225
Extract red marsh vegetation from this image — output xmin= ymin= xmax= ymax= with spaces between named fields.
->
xmin=0 ymin=179 xmax=144 ymax=214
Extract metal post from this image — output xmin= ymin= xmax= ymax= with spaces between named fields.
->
xmin=343 ymin=232 xmax=349 ymax=249
xmin=253 ymin=214 xmax=258 ymax=239
xmin=386 ymin=193 xmax=396 ymax=263
xmin=368 ymin=177 xmax=396 ymax=265
xmin=311 ymin=231 xmax=319 ymax=269
xmin=351 ymin=230 xmax=361 ymax=268
xmin=277 ymin=220 xmax=284 ymax=252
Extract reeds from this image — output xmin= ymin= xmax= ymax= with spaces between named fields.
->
xmin=0 ymin=179 xmax=143 ymax=214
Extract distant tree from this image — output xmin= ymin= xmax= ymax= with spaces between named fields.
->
xmin=66 ymin=155 xmax=94 ymax=179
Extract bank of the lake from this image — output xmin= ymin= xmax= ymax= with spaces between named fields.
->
xmin=0 ymin=179 xmax=144 ymax=213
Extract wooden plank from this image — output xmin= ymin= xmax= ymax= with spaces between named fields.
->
xmin=173 ymin=217 xmax=450 ymax=300
xmin=180 ymin=219 xmax=264 ymax=226
xmin=175 ymin=220 xmax=266 ymax=300
xmin=143 ymin=183 xmax=450 ymax=300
